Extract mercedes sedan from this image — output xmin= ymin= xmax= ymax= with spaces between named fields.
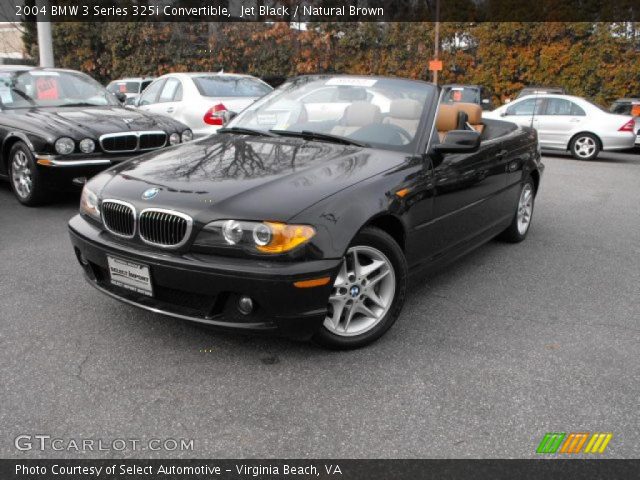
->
xmin=484 ymin=94 xmax=636 ymax=160
xmin=69 ymin=75 xmax=544 ymax=349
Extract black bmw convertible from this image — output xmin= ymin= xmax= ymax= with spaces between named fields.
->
xmin=69 ymin=75 xmax=544 ymax=349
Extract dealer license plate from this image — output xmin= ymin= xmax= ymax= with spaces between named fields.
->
xmin=107 ymin=256 xmax=153 ymax=297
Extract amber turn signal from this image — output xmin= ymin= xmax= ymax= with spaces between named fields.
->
xmin=294 ymin=277 xmax=331 ymax=288
xmin=257 ymin=222 xmax=316 ymax=253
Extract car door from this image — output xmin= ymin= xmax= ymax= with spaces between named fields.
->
xmin=534 ymin=98 xmax=586 ymax=149
xmin=136 ymin=78 xmax=165 ymax=113
xmin=501 ymin=97 xmax=547 ymax=144
xmin=154 ymin=77 xmax=183 ymax=119
xmin=411 ymin=131 xmax=510 ymax=262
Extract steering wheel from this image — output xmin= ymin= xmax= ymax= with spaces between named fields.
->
xmin=351 ymin=123 xmax=414 ymax=146
xmin=385 ymin=123 xmax=413 ymax=144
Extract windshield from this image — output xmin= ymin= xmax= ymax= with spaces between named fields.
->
xmin=107 ymin=81 xmax=141 ymax=94
xmin=442 ymin=86 xmax=480 ymax=104
xmin=193 ymin=76 xmax=272 ymax=98
xmin=0 ymin=70 xmax=119 ymax=109
xmin=226 ymin=76 xmax=435 ymax=151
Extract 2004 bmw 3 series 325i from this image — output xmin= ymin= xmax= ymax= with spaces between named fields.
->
xmin=69 ymin=75 xmax=544 ymax=349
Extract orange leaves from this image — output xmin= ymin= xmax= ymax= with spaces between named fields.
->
xmin=38 ymin=21 xmax=639 ymax=106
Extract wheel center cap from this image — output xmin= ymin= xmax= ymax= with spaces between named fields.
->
xmin=349 ymin=285 xmax=361 ymax=298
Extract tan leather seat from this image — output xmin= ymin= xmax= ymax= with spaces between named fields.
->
xmin=383 ymin=99 xmax=423 ymax=138
xmin=436 ymin=104 xmax=458 ymax=141
xmin=331 ymin=102 xmax=382 ymax=137
xmin=455 ymin=102 xmax=485 ymax=134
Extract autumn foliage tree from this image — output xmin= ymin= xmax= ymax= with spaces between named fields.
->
xmin=22 ymin=21 xmax=640 ymax=105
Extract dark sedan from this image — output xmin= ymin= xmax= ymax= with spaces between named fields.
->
xmin=0 ymin=66 xmax=192 ymax=205
xmin=69 ymin=75 xmax=544 ymax=349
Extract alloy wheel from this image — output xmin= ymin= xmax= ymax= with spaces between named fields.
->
xmin=573 ymin=136 xmax=596 ymax=159
xmin=11 ymin=150 xmax=32 ymax=199
xmin=324 ymin=245 xmax=396 ymax=337
xmin=517 ymin=183 xmax=534 ymax=235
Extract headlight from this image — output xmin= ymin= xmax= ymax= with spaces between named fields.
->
xmin=169 ymin=133 xmax=181 ymax=145
xmin=79 ymin=138 xmax=95 ymax=153
xmin=194 ymin=220 xmax=315 ymax=254
xmin=55 ymin=137 xmax=75 ymax=155
xmin=79 ymin=185 xmax=100 ymax=221
xmin=181 ymin=129 xmax=193 ymax=142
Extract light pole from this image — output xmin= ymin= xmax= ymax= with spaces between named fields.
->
xmin=432 ymin=0 xmax=440 ymax=84
xmin=36 ymin=0 xmax=54 ymax=67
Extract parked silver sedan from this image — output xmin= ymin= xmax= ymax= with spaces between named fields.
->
xmin=484 ymin=94 xmax=636 ymax=160
xmin=134 ymin=72 xmax=273 ymax=138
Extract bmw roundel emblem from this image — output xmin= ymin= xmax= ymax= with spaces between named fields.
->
xmin=142 ymin=187 xmax=160 ymax=200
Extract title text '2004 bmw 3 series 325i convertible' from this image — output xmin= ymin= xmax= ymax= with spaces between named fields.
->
xmin=69 ymin=75 xmax=544 ymax=349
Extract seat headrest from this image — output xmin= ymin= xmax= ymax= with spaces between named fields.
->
xmin=455 ymin=102 xmax=482 ymax=124
xmin=389 ymin=99 xmax=423 ymax=119
xmin=436 ymin=104 xmax=458 ymax=132
xmin=343 ymin=102 xmax=381 ymax=126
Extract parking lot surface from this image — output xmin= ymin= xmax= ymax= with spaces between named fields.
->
xmin=1 ymin=153 xmax=639 ymax=458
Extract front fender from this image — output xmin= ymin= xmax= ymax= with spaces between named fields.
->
xmin=291 ymin=163 xmax=420 ymax=259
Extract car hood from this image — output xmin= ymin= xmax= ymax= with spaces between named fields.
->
xmin=7 ymin=105 xmax=186 ymax=140
xmin=98 ymin=134 xmax=407 ymax=222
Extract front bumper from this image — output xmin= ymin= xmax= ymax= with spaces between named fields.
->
xmin=35 ymin=154 xmax=136 ymax=189
xmin=68 ymin=215 xmax=340 ymax=340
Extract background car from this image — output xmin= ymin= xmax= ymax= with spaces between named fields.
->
xmin=134 ymin=72 xmax=273 ymax=137
xmin=610 ymin=98 xmax=640 ymax=147
xmin=0 ymin=67 xmax=191 ymax=206
xmin=106 ymin=77 xmax=155 ymax=105
xmin=484 ymin=94 xmax=636 ymax=160
xmin=441 ymin=84 xmax=494 ymax=110
xmin=69 ymin=75 xmax=543 ymax=349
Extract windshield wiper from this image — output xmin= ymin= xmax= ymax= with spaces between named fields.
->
xmin=269 ymin=130 xmax=369 ymax=147
xmin=218 ymin=127 xmax=277 ymax=137
xmin=63 ymin=102 xmax=101 ymax=107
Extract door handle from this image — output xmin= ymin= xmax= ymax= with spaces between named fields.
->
xmin=496 ymin=150 xmax=508 ymax=159
xmin=166 ymin=107 xmax=175 ymax=113
xmin=569 ymin=118 xmax=580 ymax=123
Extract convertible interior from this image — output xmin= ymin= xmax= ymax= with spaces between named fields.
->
xmin=435 ymin=102 xmax=517 ymax=144
xmin=281 ymin=94 xmax=516 ymax=148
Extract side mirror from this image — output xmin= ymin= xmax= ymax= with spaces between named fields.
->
xmin=434 ymin=130 xmax=481 ymax=154
xmin=114 ymin=92 xmax=127 ymax=104
xmin=222 ymin=110 xmax=238 ymax=124
xmin=500 ymin=111 xmax=508 ymax=117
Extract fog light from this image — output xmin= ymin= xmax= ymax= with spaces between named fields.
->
xmin=237 ymin=296 xmax=254 ymax=315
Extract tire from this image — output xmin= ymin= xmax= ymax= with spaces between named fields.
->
xmin=570 ymin=133 xmax=600 ymax=160
xmin=313 ymin=227 xmax=408 ymax=350
xmin=498 ymin=178 xmax=535 ymax=243
xmin=7 ymin=141 xmax=50 ymax=206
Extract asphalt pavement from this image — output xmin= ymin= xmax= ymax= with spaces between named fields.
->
xmin=1 ymin=152 xmax=639 ymax=458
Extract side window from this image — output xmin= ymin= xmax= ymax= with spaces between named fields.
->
xmin=570 ymin=102 xmax=586 ymax=116
xmin=138 ymin=79 xmax=164 ymax=106
xmin=173 ymin=82 xmax=183 ymax=102
xmin=158 ymin=78 xmax=182 ymax=103
xmin=140 ymin=80 xmax=153 ymax=92
xmin=506 ymin=98 xmax=544 ymax=116
xmin=544 ymin=98 xmax=573 ymax=115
